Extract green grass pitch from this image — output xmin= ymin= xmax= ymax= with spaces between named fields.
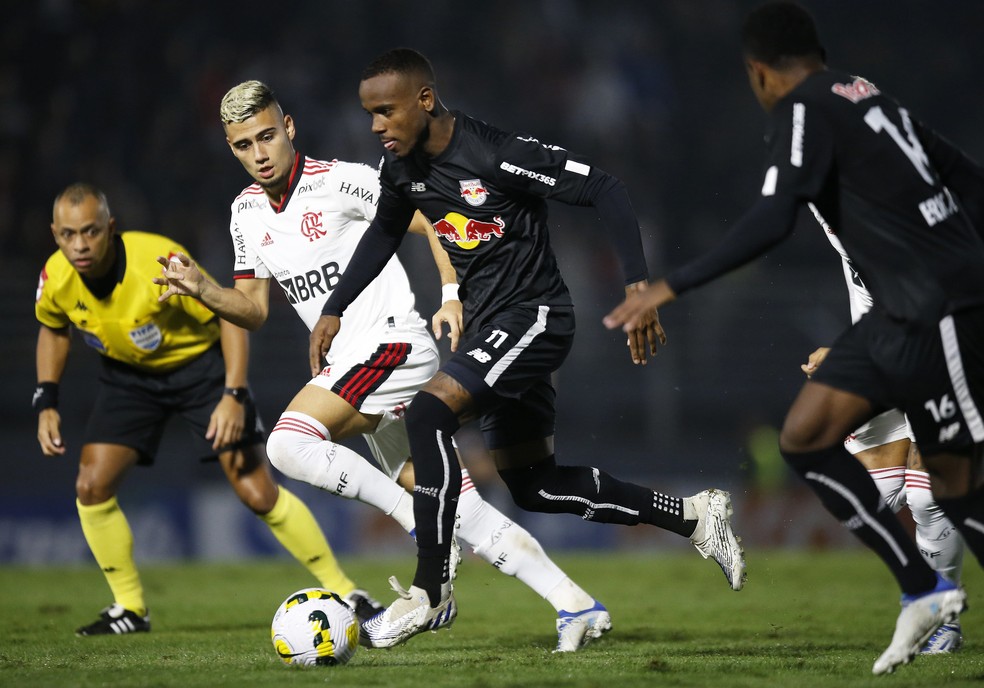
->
xmin=2 ymin=550 xmax=983 ymax=687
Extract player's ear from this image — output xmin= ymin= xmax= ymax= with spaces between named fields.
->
xmin=284 ymin=114 xmax=296 ymax=141
xmin=419 ymin=85 xmax=435 ymax=114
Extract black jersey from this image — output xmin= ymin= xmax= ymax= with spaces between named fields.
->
xmin=379 ymin=112 xmax=628 ymax=331
xmin=765 ymin=70 xmax=984 ymax=322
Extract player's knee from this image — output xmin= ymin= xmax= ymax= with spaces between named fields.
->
xmin=405 ymin=391 xmax=460 ymax=435
xmin=498 ymin=457 xmax=557 ymax=513
xmin=265 ymin=427 xmax=305 ymax=481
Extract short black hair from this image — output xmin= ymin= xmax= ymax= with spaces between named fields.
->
xmin=741 ymin=1 xmax=825 ymax=67
xmin=361 ymin=48 xmax=436 ymax=85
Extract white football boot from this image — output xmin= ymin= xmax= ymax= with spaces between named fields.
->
xmin=872 ymin=574 xmax=966 ymax=674
xmin=689 ymin=489 xmax=747 ymax=591
xmin=554 ymin=600 xmax=612 ymax=652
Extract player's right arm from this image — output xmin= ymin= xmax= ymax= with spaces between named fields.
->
xmin=155 ymin=253 xmax=271 ymax=331
xmin=35 ymin=324 xmax=70 ymax=456
xmin=311 ymin=188 xmax=416 ymax=375
xmin=408 ymin=210 xmax=462 ymax=352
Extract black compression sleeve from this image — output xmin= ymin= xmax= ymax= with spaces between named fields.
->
xmin=665 ymin=193 xmax=800 ymax=295
xmin=321 ymin=198 xmax=414 ymax=317
xmin=919 ymin=123 xmax=984 ymax=231
xmin=592 ymin=181 xmax=649 ymax=284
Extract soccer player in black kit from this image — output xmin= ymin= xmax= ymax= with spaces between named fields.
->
xmin=606 ymin=1 xmax=984 ymax=675
xmin=310 ymin=48 xmax=747 ymax=649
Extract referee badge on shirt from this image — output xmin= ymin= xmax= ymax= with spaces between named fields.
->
xmin=459 ymin=179 xmax=488 ymax=207
xmin=128 ymin=322 xmax=162 ymax=351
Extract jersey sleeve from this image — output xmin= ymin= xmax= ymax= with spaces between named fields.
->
xmin=492 ymin=134 xmax=597 ymax=202
xmin=34 ymin=261 xmax=70 ymax=329
xmin=333 ymin=161 xmax=383 ymax=223
xmin=229 ymin=213 xmax=271 ymax=280
xmin=760 ymin=97 xmax=835 ymax=201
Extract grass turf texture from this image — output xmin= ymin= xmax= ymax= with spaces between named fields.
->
xmin=2 ymin=550 xmax=983 ymax=687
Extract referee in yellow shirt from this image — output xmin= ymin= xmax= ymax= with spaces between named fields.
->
xmin=34 ymin=182 xmax=380 ymax=635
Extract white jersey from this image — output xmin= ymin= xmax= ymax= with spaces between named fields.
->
xmin=229 ymin=155 xmax=427 ymax=362
xmin=809 ymin=202 xmax=873 ymax=324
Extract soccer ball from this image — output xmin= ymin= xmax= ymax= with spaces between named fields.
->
xmin=271 ymin=588 xmax=359 ymax=666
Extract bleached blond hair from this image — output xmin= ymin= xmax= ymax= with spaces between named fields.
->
xmin=219 ymin=80 xmax=278 ymax=124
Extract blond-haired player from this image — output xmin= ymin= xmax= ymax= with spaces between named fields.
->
xmin=155 ymin=80 xmax=613 ymax=652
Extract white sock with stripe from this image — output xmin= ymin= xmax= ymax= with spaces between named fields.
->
xmin=455 ymin=469 xmax=594 ymax=612
xmin=906 ymin=469 xmax=965 ymax=583
xmin=867 ymin=466 xmax=907 ymax=512
xmin=266 ymin=411 xmax=415 ymax=532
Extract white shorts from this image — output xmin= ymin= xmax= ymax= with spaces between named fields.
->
xmin=307 ymin=323 xmax=439 ymax=478
xmin=844 ymin=409 xmax=914 ymax=455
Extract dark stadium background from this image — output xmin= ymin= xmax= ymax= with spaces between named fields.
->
xmin=3 ymin=0 xmax=982 ymax=563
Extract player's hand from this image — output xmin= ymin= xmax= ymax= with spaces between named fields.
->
xmin=603 ymin=279 xmax=677 ymax=336
xmin=37 ymin=408 xmax=66 ymax=456
xmin=310 ymin=315 xmax=341 ymax=377
xmin=153 ymin=252 xmax=205 ymax=301
xmin=618 ymin=281 xmax=668 ymax=365
xmin=432 ymin=299 xmax=463 ymax=352
xmin=801 ymin=346 xmax=831 ymax=378
xmin=207 ymin=394 xmax=245 ymax=452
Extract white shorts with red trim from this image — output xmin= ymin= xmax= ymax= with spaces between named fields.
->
xmin=306 ymin=325 xmax=439 ymax=477
xmin=844 ymin=408 xmax=914 ymax=455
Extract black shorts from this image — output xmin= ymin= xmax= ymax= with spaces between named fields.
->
xmin=442 ymin=305 xmax=574 ymax=450
xmin=84 ymin=345 xmax=264 ymax=465
xmin=812 ymin=305 xmax=984 ymax=455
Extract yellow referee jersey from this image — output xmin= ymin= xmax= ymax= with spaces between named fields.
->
xmin=35 ymin=231 xmax=220 ymax=372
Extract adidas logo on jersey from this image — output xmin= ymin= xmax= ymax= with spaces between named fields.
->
xmin=260 ymin=232 xmax=274 ymax=246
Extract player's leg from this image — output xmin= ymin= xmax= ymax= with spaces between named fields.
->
xmin=781 ymin=380 xmax=937 ymax=594
xmin=265 ymin=384 xmax=414 ymax=532
xmin=176 ymin=346 xmax=377 ymax=617
xmin=905 ymin=443 xmax=966 ymax=654
xmin=395 ymin=453 xmax=609 ymax=652
xmin=74 ymin=362 xmax=167 ymax=636
xmin=74 ymin=441 xmax=151 ymax=635
xmin=846 ymin=411 xmax=910 ymax=513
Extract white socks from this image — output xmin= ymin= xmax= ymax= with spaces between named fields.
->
xmin=868 ymin=466 xmax=965 ymax=583
xmin=906 ymin=469 xmax=965 ymax=584
xmin=867 ymin=466 xmax=907 ymax=512
xmin=266 ymin=411 xmax=415 ymax=532
xmin=455 ymin=470 xmax=594 ymax=613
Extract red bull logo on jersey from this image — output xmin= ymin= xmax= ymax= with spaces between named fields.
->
xmin=433 ymin=212 xmax=505 ymax=250
xmin=300 ymin=211 xmax=326 ymax=242
xmin=459 ymin=179 xmax=488 ymax=207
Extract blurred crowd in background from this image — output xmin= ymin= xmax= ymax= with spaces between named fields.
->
xmin=3 ymin=1 xmax=984 ymax=558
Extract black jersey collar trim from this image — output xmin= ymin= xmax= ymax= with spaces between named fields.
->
xmin=270 ymin=152 xmax=303 ymax=214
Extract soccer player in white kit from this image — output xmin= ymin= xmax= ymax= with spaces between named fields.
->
xmin=156 ymin=80 xmax=611 ymax=652
xmin=801 ymin=204 xmax=965 ymax=653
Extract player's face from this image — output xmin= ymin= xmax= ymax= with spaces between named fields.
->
xmin=359 ymin=72 xmax=431 ymax=158
xmin=225 ymin=104 xmax=297 ymax=196
xmin=51 ymin=195 xmax=116 ymax=277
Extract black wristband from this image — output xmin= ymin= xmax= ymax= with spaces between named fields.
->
xmin=32 ymin=382 xmax=59 ymax=412
xmin=223 ymin=386 xmax=250 ymax=403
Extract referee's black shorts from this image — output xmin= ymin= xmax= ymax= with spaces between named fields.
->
xmin=84 ymin=345 xmax=263 ymax=464
xmin=812 ymin=305 xmax=984 ymax=455
xmin=442 ymin=305 xmax=574 ymax=450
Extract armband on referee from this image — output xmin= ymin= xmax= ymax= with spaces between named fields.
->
xmin=441 ymin=283 xmax=460 ymax=304
xmin=32 ymin=382 xmax=59 ymax=413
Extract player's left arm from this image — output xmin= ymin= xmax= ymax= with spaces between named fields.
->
xmin=915 ymin=119 xmax=984 ymax=232
xmin=495 ymin=136 xmax=662 ymax=365
xmin=408 ymin=210 xmax=462 ymax=352
xmin=211 ymin=319 xmax=249 ymax=454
